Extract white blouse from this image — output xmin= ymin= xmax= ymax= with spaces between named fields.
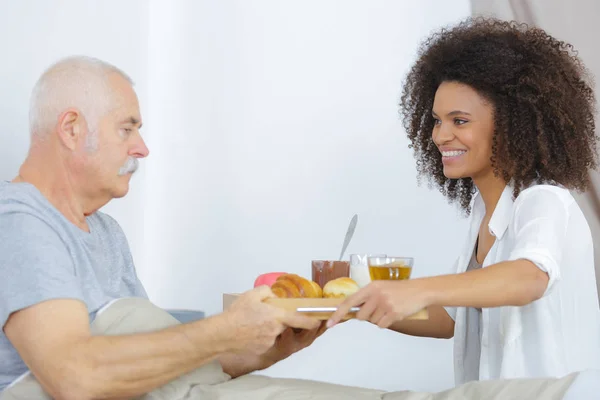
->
xmin=445 ymin=184 xmax=600 ymax=386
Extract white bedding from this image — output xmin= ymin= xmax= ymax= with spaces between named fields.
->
xmin=1 ymin=298 xmax=595 ymax=400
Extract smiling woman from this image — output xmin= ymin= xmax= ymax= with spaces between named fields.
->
xmin=400 ymin=17 xmax=597 ymax=213
xmin=431 ymin=82 xmax=496 ymax=184
xmin=328 ymin=16 xmax=600 ymax=386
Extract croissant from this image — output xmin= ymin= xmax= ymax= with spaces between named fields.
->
xmin=323 ymin=277 xmax=360 ymax=298
xmin=271 ymin=274 xmax=323 ymax=298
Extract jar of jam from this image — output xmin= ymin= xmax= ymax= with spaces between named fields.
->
xmin=311 ymin=260 xmax=350 ymax=288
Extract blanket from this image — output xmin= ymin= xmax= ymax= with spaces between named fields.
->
xmin=0 ymin=298 xmax=578 ymax=400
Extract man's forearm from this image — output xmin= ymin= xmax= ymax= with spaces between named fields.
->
xmin=424 ymin=259 xmax=549 ymax=308
xmin=218 ymin=352 xmax=268 ymax=379
xmin=60 ymin=314 xmax=235 ymax=400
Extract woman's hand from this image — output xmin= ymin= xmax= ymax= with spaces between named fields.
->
xmin=327 ymin=280 xmax=432 ymax=329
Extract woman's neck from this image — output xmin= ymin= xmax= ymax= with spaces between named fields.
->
xmin=473 ymin=172 xmax=507 ymax=218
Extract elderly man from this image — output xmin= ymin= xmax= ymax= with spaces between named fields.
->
xmin=0 ymin=56 xmax=322 ymax=399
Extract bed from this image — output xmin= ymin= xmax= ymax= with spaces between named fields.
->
xmin=1 ymin=298 xmax=597 ymax=400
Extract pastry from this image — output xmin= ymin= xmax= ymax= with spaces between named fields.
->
xmin=323 ymin=277 xmax=360 ymax=298
xmin=271 ymin=274 xmax=323 ymax=298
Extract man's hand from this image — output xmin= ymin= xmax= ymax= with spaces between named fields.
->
xmin=219 ymin=287 xmax=324 ymax=377
xmin=327 ymin=280 xmax=430 ymax=329
xmin=220 ymin=321 xmax=327 ymax=377
xmin=260 ymin=322 xmax=327 ymax=367
xmin=223 ymin=286 xmax=320 ymax=356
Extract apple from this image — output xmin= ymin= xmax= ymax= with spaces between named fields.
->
xmin=254 ymin=272 xmax=286 ymax=288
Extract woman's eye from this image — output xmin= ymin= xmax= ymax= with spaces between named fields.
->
xmin=454 ymin=119 xmax=467 ymax=125
xmin=433 ymin=118 xmax=441 ymax=125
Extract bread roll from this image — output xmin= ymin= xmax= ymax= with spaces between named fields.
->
xmin=323 ymin=277 xmax=360 ymax=298
xmin=271 ymin=274 xmax=323 ymax=298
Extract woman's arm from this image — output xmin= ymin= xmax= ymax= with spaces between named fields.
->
xmin=426 ymin=259 xmax=549 ymax=308
xmin=387 ymin=305 xmax=455 ymax=339
xmin=327 ymin=259 xmax=549 ymax=332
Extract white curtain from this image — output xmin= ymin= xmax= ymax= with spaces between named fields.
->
xmin=471 ymin=0 xmax=600 ymax=299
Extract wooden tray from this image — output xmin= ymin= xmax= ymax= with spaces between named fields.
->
xmin=223 ymin=294 xmax=428 ymax=321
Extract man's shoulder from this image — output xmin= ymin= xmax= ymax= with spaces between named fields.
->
xmin=0 ymin=181 xmax=42 ymax=210
xmin=0 ymin=182 xmax=61 ymax=231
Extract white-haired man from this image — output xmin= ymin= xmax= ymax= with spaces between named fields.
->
xmin=0 ymin=56 xmax=322 ymax=399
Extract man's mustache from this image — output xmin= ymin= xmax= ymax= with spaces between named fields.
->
xmin=118 ymin=157 xmax=139 ymax=176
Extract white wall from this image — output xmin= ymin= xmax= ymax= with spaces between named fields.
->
xmin=142 ymin=0 xmax=469 ymax=392
xmin=0 ymin=0 xmax=470 ymax=393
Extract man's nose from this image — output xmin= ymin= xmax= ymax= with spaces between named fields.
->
xmin=130 ymin=135 xmax=150 ymax=158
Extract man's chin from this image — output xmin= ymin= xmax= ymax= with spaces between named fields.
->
xmin=112 ymin=173 xmax=136 ymax=198
xmin=111 ymin=190 xmax=129 ymax=199
xmin=112 ymin=183 xmax=130 ymax=198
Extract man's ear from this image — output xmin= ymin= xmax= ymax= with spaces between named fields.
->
xmin=56 ymin=108 xmax=83 ymax=150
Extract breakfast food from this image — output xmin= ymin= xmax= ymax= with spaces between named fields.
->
xmin=311 ymin=260 xmax=350 ymax=288
xmin=254 ymin=272 xmax=359 ymax=299
xmin=254 ymin=272 xmax=286 ymax=288
xmin=271 ymin=274 xmax=323 ymax=298
xmin=323 ymin=277 xmax=360 ymax=298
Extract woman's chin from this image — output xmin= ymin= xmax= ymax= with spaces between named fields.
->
xmin=443 ymin=168 xmax=465 ymax=180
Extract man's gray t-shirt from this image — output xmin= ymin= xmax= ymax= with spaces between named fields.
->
xmin=0 ymin=181 xmax=148 ymax=391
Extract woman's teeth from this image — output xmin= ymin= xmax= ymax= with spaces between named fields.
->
xmin=442 ymin=150 xmax=466 ymax=157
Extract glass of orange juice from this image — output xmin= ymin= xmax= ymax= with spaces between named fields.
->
xmin=367 ymin=256 xmax=413 ymax=281
xmin=350 ymin=253 xmax=386 ymax=287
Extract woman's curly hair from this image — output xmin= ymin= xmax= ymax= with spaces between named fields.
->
xmin=400 ymin=17 xmax=598 ymax=213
